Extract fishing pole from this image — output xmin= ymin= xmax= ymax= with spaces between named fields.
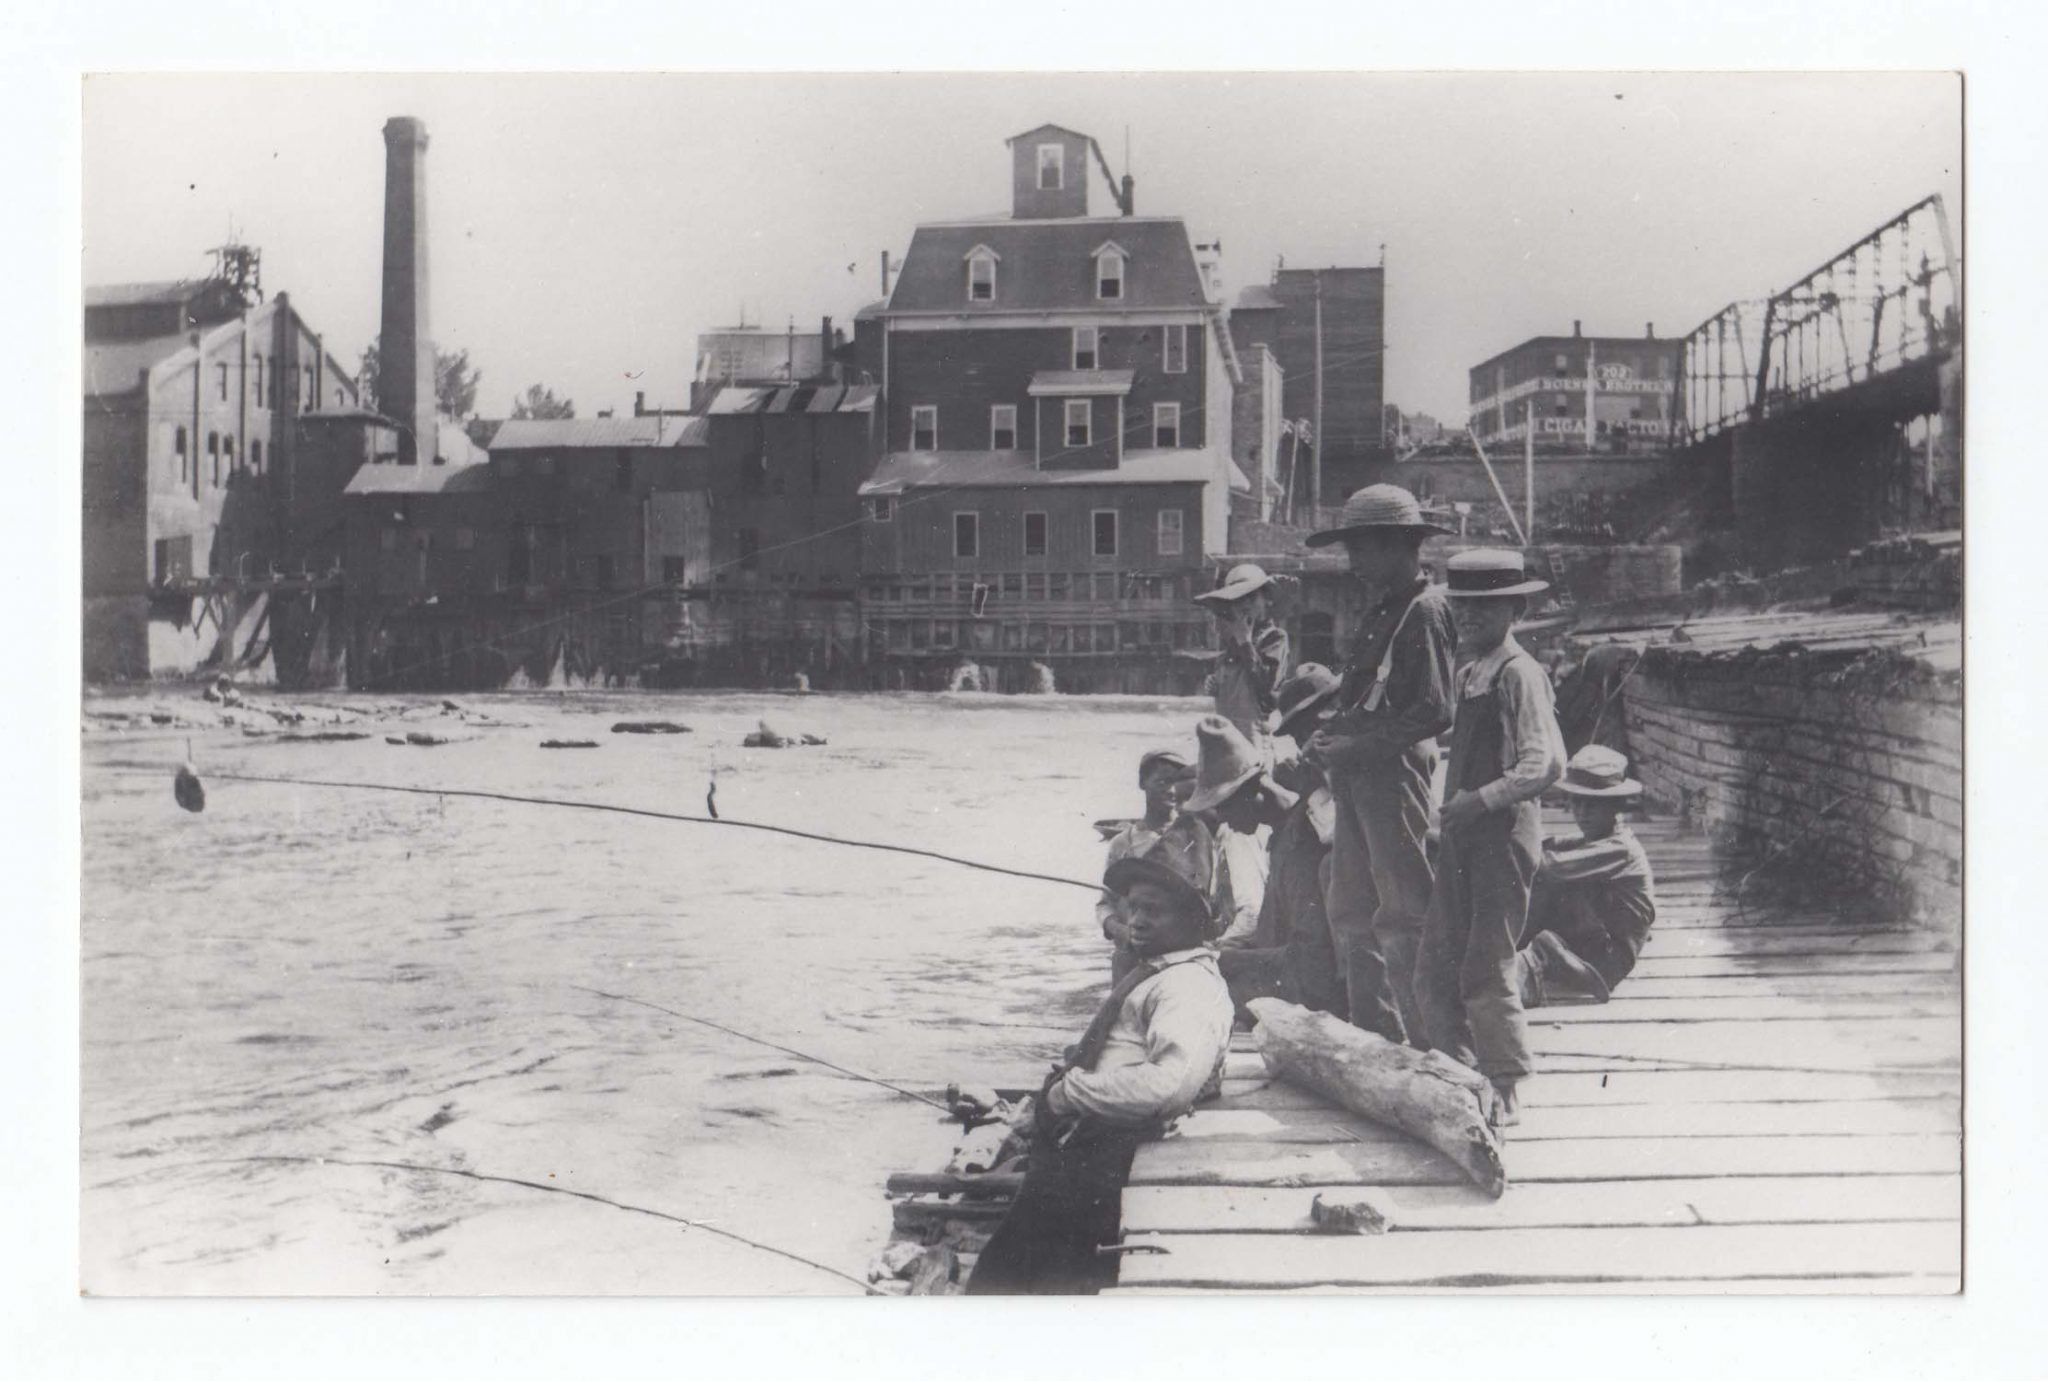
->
xmin=175 ymin=768 xmax=1109 ymax=895
xmin=188 ymin=1154 xmax=879 ymax=1294
xmin=574 ymin=984 xmax=954 ymax=1114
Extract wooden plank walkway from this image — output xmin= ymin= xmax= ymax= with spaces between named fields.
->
xmin=1109 ymin=817 xmax=1962 ymax=1293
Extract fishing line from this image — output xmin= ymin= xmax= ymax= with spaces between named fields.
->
xmin=573 ymin=985 xmax=953 ymax=1114
xmin=187 ymin=769 xmax=1108 ymax=895
xmin=187 ymin=1153 xmax=879 ymax=1294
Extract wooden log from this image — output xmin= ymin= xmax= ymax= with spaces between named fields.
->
xmin=892 ymin=1198 xmax=1012 ymax=1231
xmin=884 ymin=1170 xmax=1025 ymax=1197
xmin=1221 ymin=1066 xmax=1956 ymax=1110
xmin=1246 ymin=998 xmax=1505 ymax=1198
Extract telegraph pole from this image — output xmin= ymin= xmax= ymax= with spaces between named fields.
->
xmin=1524 ymin=398 xmax=1536 ymax=544
xmin=1312 ymin=273 xmax=1325 ymax=517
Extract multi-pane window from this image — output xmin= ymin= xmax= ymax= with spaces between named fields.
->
xmin=302 ymin=366 xmax=315 ymax=412
xmin=968 ymin=252 xmax=996 ymax=303
xmin=1157 ymin=509 xmax=1184 ymax=556
xmin=911 ymin=405 xmax=938 ymax=451
xmin=1023 ymin=511 xmax=1048 ymax=557
xmin=1092 ymin=509 xmax=1118 ymax=557
xmin=953 ymin=512 xmax=979 ymax=558
xmin=1096 ymin=249 xmax=1124 ymax=300
xmin=1153 ymin=402 xmax=1181 ymax=448
xmin=174 ymin=426 xmax=188 ymax=482
xmin=869 ymin=496 xmax=895 ymax=523
xmin=217 ymin=363 xmax=229 ymax=401
xmin=1163 ymin=323 xmax=1188 ymax=374
xmin=1037 ymin=143 xmax=1063 ymax=190
xmin=208 ymin=432 xmax=220 ymax=486
xmin=250 ymin=440 xmax=262 ymax=473
xmin=1073 ymin=326 xmax=1099 ymax=371
xmin=990 ymin=404 xmax=1017 ymax=450
xmin=1064 ymin=399 xmax=1091 ymax=448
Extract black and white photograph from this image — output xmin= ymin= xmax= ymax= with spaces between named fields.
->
xmin=70 ymin=67 xmax=1969 ymax=1303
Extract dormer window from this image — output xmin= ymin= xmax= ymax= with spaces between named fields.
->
xmin=964 ymin=245 xmax=999 ymax=303
xmin=1037 ymin=144 xmax=1063 ymax=191
xmin=1094 ymin=243 xmax=1126 ymax=301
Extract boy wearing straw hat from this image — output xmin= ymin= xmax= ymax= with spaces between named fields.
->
xmin=1514 ymin=745 xmax=1659 ymax=1006
xmin=966 ymin=849 xmax=1233 ymax=1295
xmin=1301 ymin=485 xmax=1459 ymax=1044
xmin=1195 ymin=562 xmax=1291 ymax=748
xmin=1418 ymin=548 xmax=1567 ymax=1130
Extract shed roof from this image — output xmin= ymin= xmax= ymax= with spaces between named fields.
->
xmin=699 ymin=384 xmax=877 ymax=416
xmin=83 ymin=334 xmax=188 ymax=395
xmin=84 ymin=280 xmax=205 ymax=309
xmin=885 ymin=217 xmax=1207 ymax=314
xmin=860 ymin=447 xmax=1245 ymax=496
xmin=488 ymin=415 xmax=710 ymax=450
xmin=344 ymin=460 xmax=495 ymax=496
xmin=1234 ymin=284 xmax=1282 ymax=311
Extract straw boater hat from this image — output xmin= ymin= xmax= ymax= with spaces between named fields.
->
xmin=1444 ymin=548 xmax=1550 ymax=599
xmin=1183 ymin=714 xmax=1293 ymax=815
xmin=1555 ymin=744 xmax=1644 ymax=800
xmin=1273 ymin=662 xmax=1342 ymax=738
xmin=1193 ymin=562 xmax=1275 ymax=605
xmin=1304 ymin=483 xmax=1452 ymax=548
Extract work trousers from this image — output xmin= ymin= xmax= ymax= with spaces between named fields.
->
xmin=964 ymin=1119 xmax=1146 ymax=1296
xmin=1417 ymin=811 xmax=1539 ymax=1081
xmin=1324 ymin=744 xmax=1438 ymax=1043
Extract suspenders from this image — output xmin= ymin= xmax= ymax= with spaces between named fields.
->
xmin=1359 ymin=589 xmax=1426 ymax=714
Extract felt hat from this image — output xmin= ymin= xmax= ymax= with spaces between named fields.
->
xmin=1136 ymin=748 xmax=1191 ymax=785
xmin=1193 ymin=562 xmax=1276 ymax=605
xmin=1103 ymin=855 xmax=1215 ymax=932
xmin=1304 ymin=484 xmax=1451 ymax=547
xmin=1445 ymin=548 xmax=1550 ymax=599
xmin=1555 ymin=744 xmax=1644 ymax=799
xmin=1274 ymin=662 xmax=1342 ymax=737
xmin=1182 ymin=714 xmax=1269 ymax=815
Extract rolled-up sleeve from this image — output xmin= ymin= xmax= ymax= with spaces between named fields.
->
xmin=1477 ymin=658 xmax=1568 ymax=812
xmin=1052 ymin=969 xmax=1232 ymax=1126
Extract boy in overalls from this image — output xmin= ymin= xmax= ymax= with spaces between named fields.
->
xmin=1419 ymin=549 xmax=1567 ymax=1130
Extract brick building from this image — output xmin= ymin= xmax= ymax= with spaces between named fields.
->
xmin=1469 ymin=322 xmax=1681 ymax=453
xmin=83 ymin=276 xmax=362 ymax=680
xmin=855 ymin=122 xmax=1247 ymax=690
xmin=1229 ymin=266 xmax=1387 ymax=508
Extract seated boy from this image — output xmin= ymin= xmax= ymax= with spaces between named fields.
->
xmin=1098 ymin=749 xmax=1213 ymax=981
xmin=1514 ymin=745 xmax=1658 ymax=1006
xmin=965 ymin=850 xmax=1234 ymax=1295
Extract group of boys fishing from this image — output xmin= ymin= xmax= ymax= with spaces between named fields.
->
xmin=966 ymin=484 xmax=1660 ymax=1295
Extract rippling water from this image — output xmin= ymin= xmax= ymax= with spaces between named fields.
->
xmin=82 ymin=688 xmax=1207 ymax=1295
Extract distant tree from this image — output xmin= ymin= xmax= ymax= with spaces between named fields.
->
xmin=511 ymin=384 xmax=576 ymax=421
xmin=357 ymin=342 xmax=483 ymax=419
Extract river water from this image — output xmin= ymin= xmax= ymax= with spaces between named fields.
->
xmin=81 ymin=688 xmax=1208 ymax=1295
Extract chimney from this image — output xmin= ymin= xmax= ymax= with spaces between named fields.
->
xmin=635 ymin=390 xmax=646 ymax=417
xmin=1645 ymin=321 xmax=1655 ymax=339
xmin=379 ymin=116 xmax=436 ymax=466
xmin=1572 ymin=320 xmax=1582 ymax=338
xmin=1120 ymin=173 xmax=1135 ymax=216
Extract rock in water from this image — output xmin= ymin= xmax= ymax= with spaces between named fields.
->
xmin=173 ymin=762 xmax=205 ymax=813
xmin=539 ymin=739 xmax=599 ymax=750
xmin=1248 ymin=997 xmax=1506 ymax=1197
xmin=610 ymin=720 xmax=691 ymax=735
xmin=404 ymin=731 xmax=450 ymax=746
xmin=743 ymin=720 xmax=790 ymax=749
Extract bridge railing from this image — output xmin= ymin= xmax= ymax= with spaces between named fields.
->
xmin=1676 ymin=194 xmax=1959 ymax=445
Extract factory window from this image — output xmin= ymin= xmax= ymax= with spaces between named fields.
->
xmin=1037 ymin=143 xmax=1063 ymax=191
xmin=302 ymin=366 xmax=315 ymax=412
xmin=990 ymin=404 xmax=1017 ymax=450
xmin=1065 ymin=399 xmax=1091 ymax=448
xmin=1153 ymin=402 xmax=1180 ymax=449
xmin=663 ymin=556 xmax=689 ymax=583
xmin=174 ymin=426 xmax=188 ymax=481
xmin=1163 ymin=324 xmax=1188 ymax=374
xmin=223 ymin=435 xmax=236 ymax=472
xmin=1096 ymin=248 xmax=1124 ymax=301
xmin=1657 ymin=356 xmax=1671 ymax=378
xmin=1554 ymin=399 xmax=1569 ymax=417
xmin=153 ymin=535 xmax=191 ymax=584
xmin=1092 ymin=509 xmax=1118 ymax=558
xmin=1023 ymin=510 xmax=1048 ymax=557
xmin=250 ymin=440 xmax=262 ymax=474
xmin=252 ymin=357 xmax=264 ymax=407
xmin=1072 ymin=326 xmax=1098 ymax=371
xmin=738 ymin=527 xmax=761 ymax=571
xmin=380 ymin=527 xmax=397 ymax=551
xmin=911 ymin=405 xmax=938 ymax=452
xmin=534 ymin=454 xmax=556 ymax=476
xmin=1157 ymin=509 xmax=1184 ymax=556
xmin=336 ymin=387 xmax=347 ymax=407
xmin=207 ymin=432 xmax=220 ymax=485
xmin=953 ymin=512 xmax=979 ymax=559
xmin=931 ymin=620 xmax=956 ymax=651
xmin=268 ymin=365 xmax=279 ymax=410
xmin=967 ymin=250 xmax=997 ymax=303
xmin=1554 ymin=353 xmax=1569 ymax=377
xmin=217 ymin=363 xmax=228 ymax=401
xmin=869 ymin=496 xmax=895 ymax=523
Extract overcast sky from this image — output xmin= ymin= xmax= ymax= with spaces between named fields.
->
xmin=82 ymin=72 xmax=1960 ymax=424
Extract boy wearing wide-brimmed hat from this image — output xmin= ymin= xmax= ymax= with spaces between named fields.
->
xmin=1416 ymin=548 xmax=1568 ymax=1130
xmin=1183 ymin=714 xmax=1347 ymax=1020
xmin=1097 ymin=749 xmax=1215 ymax=982
xmin=966 ymin=847 xmax=1233 ymax=1295
xmin=1195 ymin=562 xmax=1291 ymax=748
xmin=1513 ymin=745 xmax=1659 ymax=1006
xmin=1301 ymin=485 xmax=1459 ymax=1044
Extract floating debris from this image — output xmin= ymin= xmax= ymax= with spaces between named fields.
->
xmin=403 ymin=731 xmax=451 ymax=747
xmin=610 ymin=720 xmax=692 ymax=735
xmin=274 ymin=731 xmax=374 ymax=744
xmin=743 ymin=720 xmax=826 ymax=748
xmin=539 ymin=739 xmax=599 ymax=750
xmin=173 ymin=741 xmax=205 ymax=813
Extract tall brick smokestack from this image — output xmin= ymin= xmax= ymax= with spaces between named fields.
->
xmin=380 ymin=116 xmax=436 ymax=465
